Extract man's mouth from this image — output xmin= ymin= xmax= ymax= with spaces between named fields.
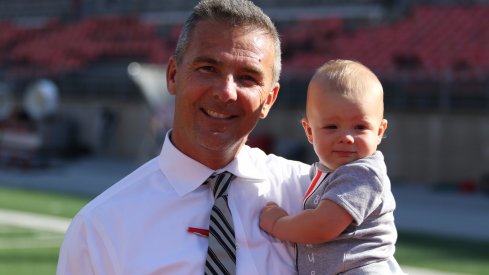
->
xmin=203 ymin=108 xmax=232 ymax=119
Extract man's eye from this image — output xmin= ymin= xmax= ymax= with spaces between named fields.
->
xmin=239 ymin=75 xmax=259 ymax=85
xmin=198 ymin=66 xmax=215 ymax=73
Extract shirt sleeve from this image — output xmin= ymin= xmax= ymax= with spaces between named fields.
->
xmin=321 ymin=163 xmax=384 ymax=226
xmin=57 ymin=214 xmax=118 ymax=275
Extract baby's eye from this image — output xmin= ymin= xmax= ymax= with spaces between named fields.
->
xmin=323 ymin=125 xmax=337 ymax=130
xmin=355 ymin=125 xmax=367 ymax=130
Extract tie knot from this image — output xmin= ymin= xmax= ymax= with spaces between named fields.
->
xmin=205 ymin=171 xmax=235 ymax=199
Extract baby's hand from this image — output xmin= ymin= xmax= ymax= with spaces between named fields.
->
xmin=259 ymin=202 xmax=289 ymax=236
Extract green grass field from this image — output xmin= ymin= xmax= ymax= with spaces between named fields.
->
xmin=0 ymin=187 xmax=91 ymax=218
xmin=0 ymin=186 xmax=488 ymax=275
xmin=397 ymin=232 xmax=489 ymax=275
xmin=0 ymin=225 xmax=62 ymax=274
xmin=0 ymin=187 xmax=89 ymax=275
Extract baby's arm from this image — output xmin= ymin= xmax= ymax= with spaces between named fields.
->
xmin=259 ymin=200 xmax=352 ymax=244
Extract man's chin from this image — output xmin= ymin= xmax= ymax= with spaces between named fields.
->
xmin=198 ymin=134 xmax=243 ymax=153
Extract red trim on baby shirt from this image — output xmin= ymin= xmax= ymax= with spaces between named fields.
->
xmin=303 ymin=170 xmax=323 ymax=202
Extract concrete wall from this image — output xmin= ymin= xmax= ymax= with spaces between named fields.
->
xmin=381 ymin=112 xmax=489 ymax=184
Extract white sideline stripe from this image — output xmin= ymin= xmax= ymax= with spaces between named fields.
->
xmin=0 ymin=242 xmax=61 ymax=250
xmin=0 ymin=209 xmax=71 ymax=233
xmin=0 ymin=236 xmax=64 ymax=250
xmin=402 ymin=266 xmax=467 ymax=275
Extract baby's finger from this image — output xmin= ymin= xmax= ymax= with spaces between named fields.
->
xmin=265 ymin=201 xmax=278 ymax=207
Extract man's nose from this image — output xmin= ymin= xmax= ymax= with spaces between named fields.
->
xmin=213 ymin=75 xmax=238 ymax=102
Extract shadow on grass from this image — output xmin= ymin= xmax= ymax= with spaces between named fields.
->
xmin=396 ymin=231 xmax=489 ymax=275
xmin=0 ymin=247 xmax=59 ymax=262
xmin=0 ymin=247 xmax=59 ymax=275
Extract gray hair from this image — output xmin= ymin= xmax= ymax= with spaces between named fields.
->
xmin=174 ymin=0 xmax=282 ymax=83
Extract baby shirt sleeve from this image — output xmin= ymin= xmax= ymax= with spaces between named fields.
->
xmin=321 ymin=162 xmax=384 ymax=226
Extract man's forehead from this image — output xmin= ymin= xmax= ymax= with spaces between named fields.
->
xmin=189 ymin=31 xmax=272 ymax=66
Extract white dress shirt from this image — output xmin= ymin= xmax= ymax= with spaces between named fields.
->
xmin=57 ymin=132 xmax=310 ymax=275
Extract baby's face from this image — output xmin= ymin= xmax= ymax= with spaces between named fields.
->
xmin=302 ymin=80 xmax=387 ymax=170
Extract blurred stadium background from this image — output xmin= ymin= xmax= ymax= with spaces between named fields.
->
xmin=1 ymin=1 xmax=489 ymax=274
xmin=1 ymin=0 xmax=489 ymax=191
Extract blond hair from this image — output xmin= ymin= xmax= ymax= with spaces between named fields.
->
xmin=310 ymin=59 xmax=384 ymax=113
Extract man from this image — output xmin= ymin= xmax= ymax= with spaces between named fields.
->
xmin=57 ymin=0 xmax=310 ymax=274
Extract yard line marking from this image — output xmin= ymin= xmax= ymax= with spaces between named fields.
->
xmin=402 ymin=266 xmax=468 ymax=275
xmin=0 ymin=235 xmax=64 ymax=250
xmin=0 ymin=209 xmax=71 ymax=233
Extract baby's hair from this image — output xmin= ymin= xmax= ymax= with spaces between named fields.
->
xmin=309 ymin=59 xmax=384 ymax=117
xmin=312 ymin=59 xmax=383 ymax=98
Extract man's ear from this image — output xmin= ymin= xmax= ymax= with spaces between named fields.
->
xmin=301 ymin=118 xmax=314 ymax=144
xmin=166 ymin=56 xmax=177 ymax=95
xmin=259 ymin=82 xmax=280 ymax=119
xmin=378 ymin=118 xmax=388 ymax=144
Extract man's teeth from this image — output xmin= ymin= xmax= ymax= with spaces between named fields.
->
xmin=206 ymin=109 xmax=229 ymax=119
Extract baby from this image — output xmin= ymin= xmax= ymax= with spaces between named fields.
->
xmin=260 ymin=59 xmax=404 ymax=274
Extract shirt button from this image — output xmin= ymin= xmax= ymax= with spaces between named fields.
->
xmin=236 ymin=243 xmax=240 ymax=249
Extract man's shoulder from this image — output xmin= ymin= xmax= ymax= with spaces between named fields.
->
xmin=241 ymin=145 xmax=310 ymax=186
xmin=78 ymin=157 xmax=161 ymax=216
xmin=243 ymin=145 xmax=309 ymax=170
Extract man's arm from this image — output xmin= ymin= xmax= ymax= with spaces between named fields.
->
xmin=57 ymin=215 xmax=116 ymax=274
xmin=259 ymin=200 xmax=352 ymax=244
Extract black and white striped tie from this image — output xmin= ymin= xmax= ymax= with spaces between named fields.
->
xmin=205 ymin=171 xmax=236 ymax=275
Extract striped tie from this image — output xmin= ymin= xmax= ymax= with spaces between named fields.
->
xmin=205 ymin=171 xmax=237 ymax=275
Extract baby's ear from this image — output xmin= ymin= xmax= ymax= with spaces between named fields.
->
xmin=301 ymin=118 xmax=314 ymax=144
xmin=378 ymin=119 xmax=388 ymax=144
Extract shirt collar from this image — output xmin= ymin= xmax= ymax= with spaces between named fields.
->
xmin=310 ymin=162 xmax=333 ymax=179
xmin=159 ymin=131 xmax=266 ymax=197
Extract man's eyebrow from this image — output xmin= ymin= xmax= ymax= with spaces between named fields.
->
xmin=192 ymin=56 xmax=220 ymax=65
xmin=192 ymin=55 xmax=266 ymax=79
xmin=242 ymin=65 xmax=264 ymax=76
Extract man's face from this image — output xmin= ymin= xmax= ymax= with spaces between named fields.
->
xmin=166 ymin=19 xmax=279 ymax=169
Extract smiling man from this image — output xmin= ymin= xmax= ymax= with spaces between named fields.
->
xmin=167 ymin=18 xmax=279 ymax=169
xmin=57 ymin=1 xmax=310 ymax=274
